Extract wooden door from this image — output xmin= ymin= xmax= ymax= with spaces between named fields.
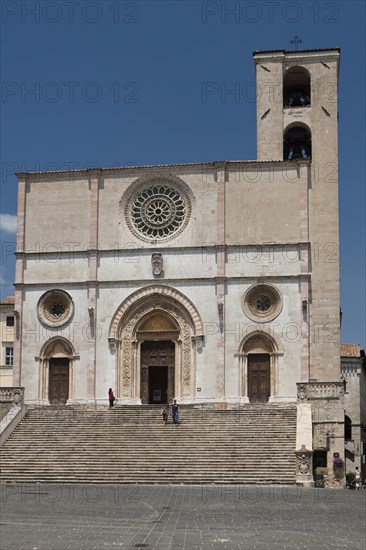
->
xmin=248 ymin=354 xmax=270 ymax=403
xmin=49 ymin=358 xmax=69 ymax=404
xmin=141 ymin=341 xmax=174 ymax=404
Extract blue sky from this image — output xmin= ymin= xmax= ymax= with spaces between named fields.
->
xmin=1 ymin=0 xmax=365 ymax=347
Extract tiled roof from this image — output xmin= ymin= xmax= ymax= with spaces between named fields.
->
xmin=0 ymin=296 xmax=15 ymax=305
xmin=340 ymin=344 xmax=361 ymax=358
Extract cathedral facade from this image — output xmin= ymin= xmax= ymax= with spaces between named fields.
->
xmin=13 ymin=49 xmax=342 ymax=436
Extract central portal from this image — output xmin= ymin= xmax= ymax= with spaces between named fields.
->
xmin=140 ymin=341 xmax=175 ymax=404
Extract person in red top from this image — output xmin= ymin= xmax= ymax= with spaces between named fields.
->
xmin=108 ymin=388 xmax=115 ymax=409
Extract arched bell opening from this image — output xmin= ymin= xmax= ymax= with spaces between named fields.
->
xmin=284 ymin=124 xmax=312 ymax=161
xmin=283 ymin=66 xmax=311 ymax=108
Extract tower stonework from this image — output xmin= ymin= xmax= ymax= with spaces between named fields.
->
xmin=254 ymin=48 xmax=340 ymax=381
xmin=13 ymin=48 xmax=344 ymax=487
xmin=254 ymin=48 xmax=343 ymax=487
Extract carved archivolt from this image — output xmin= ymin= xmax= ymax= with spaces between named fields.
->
xmin=109 ymin=285 xmax=204 ymax=340
xmin=39 ymin=336 xmax=76 ymax=360
xmin=239 ymin=329 xmax=280 ymax=355
xmin=109 ymin=286 xmax=203 ymax=400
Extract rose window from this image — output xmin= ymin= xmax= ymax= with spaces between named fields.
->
xmin=243 ymin=285 xmax=282 ymax=322
xmin=37 ymin=290 xmax=74 ymax=327
xmin=129 ymin=184 xmax=189 ymax=241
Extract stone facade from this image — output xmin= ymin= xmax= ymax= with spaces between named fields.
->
xmin=14 ymin=48 xmax=343 ymax=484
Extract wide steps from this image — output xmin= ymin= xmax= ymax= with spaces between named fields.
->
xmin=0 ymin=404 xmax=297 ymax=484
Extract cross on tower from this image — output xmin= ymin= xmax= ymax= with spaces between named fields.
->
xmin=290 ymin=36 xmax=303 ymax=50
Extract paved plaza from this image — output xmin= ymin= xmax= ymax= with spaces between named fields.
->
xmin=1 ymin=483 xmax=365 ymax=550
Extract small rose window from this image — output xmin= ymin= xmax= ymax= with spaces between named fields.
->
xmin=243 ymin=285 xmax=282 ymax=322
xmin=38 ymin=290 xmax=74 ymax=327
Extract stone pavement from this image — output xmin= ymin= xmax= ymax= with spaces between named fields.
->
xmin=1 ymin=483 xmax=365 ymax=550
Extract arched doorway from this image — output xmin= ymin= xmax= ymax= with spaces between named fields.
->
xmin=239 ymin=332 xmax=280 ymax=403
xmin=38 ymin=337 xmax=77 ymax=405
xmin=138 ymin=314 xmax=178 ymax=404
xmin=108 ymin=285 xmax=204 ymax=403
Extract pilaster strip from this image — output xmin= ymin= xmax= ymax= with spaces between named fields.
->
xmin=216 ymin=165 xmax=226 ymax=397
xmin=13 ymin=177 xmax=27 ymax=386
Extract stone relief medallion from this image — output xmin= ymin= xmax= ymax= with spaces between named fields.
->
xmin=122 ymin=174 xmax=193 ymax=243
xmin=243 ymin=284 xmax=282 ymax=323
xmin=37 ymin=289 xmax=74 ymax=328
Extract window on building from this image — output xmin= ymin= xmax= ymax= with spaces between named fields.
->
xmin=345 ymin=415 xmax=352 ymax=441
xmin=5 ymin=347 xmax=13 ymax=366
xmin=6 ymin=316 xmax=14 ymax=327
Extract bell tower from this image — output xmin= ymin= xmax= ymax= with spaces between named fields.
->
xmin=253 ymin=47 xmax=344 ymax=486
xmin=253 ymin=47 xmax=341 ymax=384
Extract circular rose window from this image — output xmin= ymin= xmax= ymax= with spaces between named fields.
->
xmin=38 ymin=290 xmax=74 ymax=327
xmin=243 ymin=284 xmax=282 ymax=322
xmin=123 ymin=175 xmax=192 ymax=242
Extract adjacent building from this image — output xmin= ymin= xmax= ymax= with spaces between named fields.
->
xmin=0 ymin=296 xmax=15 ymax=387
xmin=341 ymin=344 xmax=366 ymax=479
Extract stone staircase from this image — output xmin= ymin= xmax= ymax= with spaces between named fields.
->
xmin=0 ymin=404 xmax=297 ymax=484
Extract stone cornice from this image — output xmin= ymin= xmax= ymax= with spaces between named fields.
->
xmin=14 ymin=241 xmax=311 ymax=257
xmin=13 ymin=273 xmax=312 ymax=290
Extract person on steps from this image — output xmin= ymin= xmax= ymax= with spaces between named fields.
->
xmin=172 ymin=399 xmax=179 ymax=425
xmin=108 ymin=388 xmax=115 ymax=409
xmin=162 ymin=403 xmax=169 ymax=425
